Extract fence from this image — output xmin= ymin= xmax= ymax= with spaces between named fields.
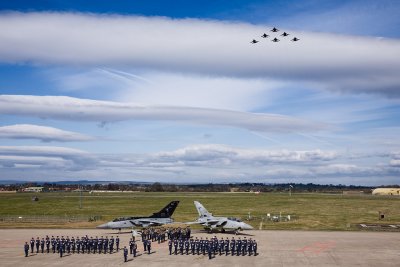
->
xmin=0 ymin=215 xmax=102 ymax=223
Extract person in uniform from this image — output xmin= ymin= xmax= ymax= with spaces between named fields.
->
xmin=236 ymin=238 xmax=241 ymax=256
xmin=116 ymin=236 xmax=120 ymax=252
xmin=46 ymin=237 xmax=50 ymax=253
xmin=230 ymin=237 xmax=235 ymax=256
xmin=109 ymin=236 xmax=114 ymax=253
xmin=206 ymin=240 xmax=212 ymax=260
xmin=253 ymin=239 xmax=258 ymax=256
xmin=129 ymin=238 xmax=134 ymax=254
xmin=35 ymin=237 xmax=40 ymax=253
xmin=179 ymin=238 xmax=184 ymax=255
xmin=142 ymin=238 xmax=147 ymax=252
xmin=219 ymin=238 xmax=224 ymax=255
xmin=103 ymin=236 xmax=109 ymax=254
xmin=242 ymin=237 xmax=247 ymax=256
xmin=195 ymin=237 xmax=200 ymax=255
xmin=184 ymin=239 xmax=189 ymax=255
xmin=132 ymin=240 xmax=137 ymax=257
xmin=190 ymin=238 xmax=195 ymax=255
xmin=123 ymin=246 xmax=128 ymax=262
xmin=24 ymin=242 xmax=29 ymax=257
xmin=59 ymin=242 xmax=63 ymax=258
xmin=147 ymin=239 xmax=152 ymax=254
xmin=52 ymin=237 xmax=56 ymax=253
xmin=173 ymin=238 xmax=178 ymax=255
xmin=98 ymin=237 xmax=103 ymax=254
xmin=76 ymin=238 xmax=81 ymax=254
xmin=168 ymin=239 xmax=173 ymax=255
xmin=40 ymin=238 xmax=45 ymax=253
xmin=225 ymin=238 xmax=230 ymax=256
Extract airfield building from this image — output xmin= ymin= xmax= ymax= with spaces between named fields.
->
xmin=372 ymin=188 xmax=400 ymax=196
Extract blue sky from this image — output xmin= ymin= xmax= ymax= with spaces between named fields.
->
xmin=0 ymin=1 xmax=399 ymax=185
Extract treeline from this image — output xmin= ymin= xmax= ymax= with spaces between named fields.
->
xmin=0 ymin=182 xmax=390 ymax=193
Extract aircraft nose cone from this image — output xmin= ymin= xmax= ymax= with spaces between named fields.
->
xmin=243 ymin=223 xmax=253 ymax=230
xmin=96 ymin=223 xmax=108 ymax=229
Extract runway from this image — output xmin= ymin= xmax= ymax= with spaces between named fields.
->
xmin=1 ymin=229 xmax=399 ymax=266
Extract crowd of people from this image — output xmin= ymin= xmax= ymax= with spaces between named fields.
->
xmin=24 ymin=235 xmax=121 ymax=257
xmin=23 ymin=227 xmax=258 ymax=262
xmin=167 ymin=236 xmax=258 ymax=259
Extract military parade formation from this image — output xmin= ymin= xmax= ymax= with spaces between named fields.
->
xmin=24 ymin=227 xmax=258 ymax=262
xmin=168 ymin=236 xmax=258 ymax=259
xmin=24 ymin=235 xmax=121 ymax=257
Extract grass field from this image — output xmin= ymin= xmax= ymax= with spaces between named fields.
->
xmin=0 ymin=192 xmax=399 ymax=230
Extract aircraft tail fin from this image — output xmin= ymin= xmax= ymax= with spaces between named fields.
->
xmin=194 ymin=201 xmax=212 ymax=218
xmin=150 ymin=201 xmax=179 ymax=218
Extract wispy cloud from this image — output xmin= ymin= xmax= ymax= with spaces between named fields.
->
xmin=0 ymin=95 xmax=327 ymax=133
xmin=0 ymin=124 xmax=94 ymax=142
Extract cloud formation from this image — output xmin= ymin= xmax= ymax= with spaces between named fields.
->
xmin=0 ymin=144 xmax=397 ymax=185
xmin=0 ymin=95 xmax=326 ymax=133
xmin=0 ymin=145 xmax=94 ymax=170
xmin=0 ymin=124 xmax=94 ymax=142
xmin=0 ymin=12 xmax=399 ymax=96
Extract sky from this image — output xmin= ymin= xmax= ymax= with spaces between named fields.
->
xmin=0 ymin=0 xmax=399 ymax=185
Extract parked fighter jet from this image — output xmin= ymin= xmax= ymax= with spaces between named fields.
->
xmin=281 ymin=32 xmax=290 ymax=37
xmin=261 ymin=33 xmax=269 ymax=38
xmin=187 ymin=201 xmax=253 ymax=234
xmin=271 ymin=27 xmax=279 ymax=32
xmin=250 ymin=39 xmax=259 ymax=44
xmin=97 ymin=201 xmax=179 ymax=230
xmin=291 ymin=37 xmax=300 ymax=42
xmin=271 ymin=38 xmax=280 ymax=42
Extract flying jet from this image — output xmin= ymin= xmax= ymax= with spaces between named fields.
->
xmin=271 ymin=27 xmax=279 ymax=32
xmin=187 ymin=201 xmax=253 ymax=234
xmin=250 ymin=39 xmax=259 ymax=44
xmin=97 ymin=201 xmax=179 ymax=230
xmin=261 ymin=33 xmax=269 ymax=38
xmin=291 ymin=37 xmax=300 ymax=42
xmin=271 ymin=38 xmax=280 ymax=42
xmin=281 ymin=32 xmax=290 ymax=37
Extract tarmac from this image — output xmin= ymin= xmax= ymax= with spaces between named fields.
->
xmin=1 ymin=229 xmax=399 ymax=266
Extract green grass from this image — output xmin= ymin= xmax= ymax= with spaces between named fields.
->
xmin=0 ymin=192 xmax=399 ymax=230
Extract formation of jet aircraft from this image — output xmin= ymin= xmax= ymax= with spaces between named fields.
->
xmin=251 ymin=27 xmax=300 ymax=44
xmin=97 ymin=200 xmax=253 ymax=234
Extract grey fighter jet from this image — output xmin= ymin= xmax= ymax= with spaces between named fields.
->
xmin=97 ymin=201 xmax=179 ymax=230
xmin=187 ymin=201 xmax=253 ymax=234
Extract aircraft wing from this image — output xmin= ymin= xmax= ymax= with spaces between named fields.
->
xmin=131 ymin=219 xmax=164 ymax=227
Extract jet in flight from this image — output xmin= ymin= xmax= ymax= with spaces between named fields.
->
xmin=250 ymin=39 xmax=259 ymax=44
xmin=187 ymin=201 xmax=253 ymax=234
xmin=97 ymin=201 xmax=179 ymax=230
xmin=261 ymin=33 xmax=269 ymax=38
xmin=271 ymin=38 xmax=280 ymax=42
xmin=281 ymin=32 xmax=290 ymax=37
xmin=291 ymin=37 xmax=300 ymax=41
xmin=271 ymin=27 xmax=279 ymax=32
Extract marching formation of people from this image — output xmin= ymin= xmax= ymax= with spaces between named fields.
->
xmin=168 ymin=236 xmax=258 ymax=260
xmin=24 ymin=235 xmax=121 ymax=257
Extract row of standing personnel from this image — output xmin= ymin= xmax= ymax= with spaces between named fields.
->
xmin=24 ymin=235 xmax=121 ymax=257
xmin=168 ymin=236 xmax=258 ymax=259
